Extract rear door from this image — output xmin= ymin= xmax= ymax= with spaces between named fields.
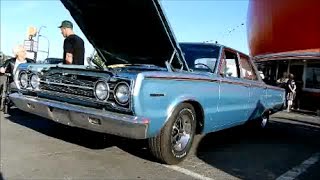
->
xmin=239 ymin=54 xmax=265 ymax=121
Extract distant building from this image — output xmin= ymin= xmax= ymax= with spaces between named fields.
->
xmin=247 ymin=0 xmax=320 ymax=112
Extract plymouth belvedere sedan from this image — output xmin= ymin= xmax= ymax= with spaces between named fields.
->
xmin=9 ymin=0 xmax=285 ymax=164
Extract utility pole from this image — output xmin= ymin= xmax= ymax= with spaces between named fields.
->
xmin=38 ymin=35 xmax=50 ymax=60
xmin=34 ymin=26 xmax=46 ymax=61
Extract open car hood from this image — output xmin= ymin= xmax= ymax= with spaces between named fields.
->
xmin=60 ymin=0 xmax=188 ymax=70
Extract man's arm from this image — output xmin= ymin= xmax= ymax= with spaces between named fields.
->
xmin=65 ymin=53 xmax=73 ymax=64
xmin=0 ymin=59 xmax=11 ymax=73
xmin=64 ymin=39 xmax=74 ymax=64
xmin=0 ymin=67 xmax=6 ymax=74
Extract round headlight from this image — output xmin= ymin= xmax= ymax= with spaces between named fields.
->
xmin=30 ymin=74 xmax=40 ymax=89
xmin=19 ymin=72 xmax=29 ymax=88
xmin=114 ymin=82 xmax=130 ymax=105
xmin=94 ymin=81 xmax=109 ymax=101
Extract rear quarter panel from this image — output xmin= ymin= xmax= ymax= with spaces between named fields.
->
xmin=265 ymin=85 xmax=286 ymax=112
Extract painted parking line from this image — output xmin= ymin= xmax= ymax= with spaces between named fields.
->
xmin=163 ymin=165 xmax=214 ymax=180
xmin=276 ymin=152 xmax=320 ymax=180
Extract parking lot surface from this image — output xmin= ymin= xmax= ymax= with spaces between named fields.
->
xmin=1 ymin=108 xmax=320 ymax=180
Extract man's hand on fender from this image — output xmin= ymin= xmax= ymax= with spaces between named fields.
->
xmin=0 ymin=67 xmax=6 ymax=74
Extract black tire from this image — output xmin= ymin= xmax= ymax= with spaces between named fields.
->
xmin=148 ymin=103 xmax=196 ymax=165
xmin=249 ymin=111 xmax=270 ymax=129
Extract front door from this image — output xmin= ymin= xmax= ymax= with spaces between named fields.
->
xmin=216 ymin=49 xmax=249 ymax=128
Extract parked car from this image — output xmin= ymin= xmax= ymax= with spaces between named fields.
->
xmin=9 ymin=0 xmax=285 ymax=165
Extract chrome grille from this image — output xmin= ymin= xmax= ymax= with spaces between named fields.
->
xmin=42 ymin=73 xmax=95 ymax=87
xmin=39 ymin=73 xmax=97 ymax=98
xmin=40 ymin=84 xmax=94 ymax=97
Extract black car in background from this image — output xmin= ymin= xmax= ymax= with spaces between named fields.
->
xmin=43 ymin=58 xmax=63 ymax=64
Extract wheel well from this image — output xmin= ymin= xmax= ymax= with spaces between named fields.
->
xmin=185 ymin=101 xmax=204 ymax=134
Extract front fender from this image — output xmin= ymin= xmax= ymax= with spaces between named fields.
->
xmin=135 ymin=93 xmax=201 ymax=137
xmin=132 ymin=72 xmax=217 ymax=137
xmin=164 ymin=95 xmax=200 ymax=125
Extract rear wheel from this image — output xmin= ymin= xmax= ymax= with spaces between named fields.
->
xmin=249 ymin=111 xmax=270 ymax=129
xmin=148 ymin=103 xmax=196 ymax=165
xmin=260 ymin=113 xmax=269 ymax=128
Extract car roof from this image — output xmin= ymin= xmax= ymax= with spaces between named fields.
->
xmin=179 ymin=42 xmax=249 ymax=57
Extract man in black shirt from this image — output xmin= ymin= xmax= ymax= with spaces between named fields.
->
xmin=58 ymin=20 xmax=85 ymax=65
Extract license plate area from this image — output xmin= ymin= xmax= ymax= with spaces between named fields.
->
xmin=50 ymin=107 xmax=73 ymax=126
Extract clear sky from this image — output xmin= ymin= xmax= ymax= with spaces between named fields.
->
xmin=1 ymin=0 xmax=249 ymax=61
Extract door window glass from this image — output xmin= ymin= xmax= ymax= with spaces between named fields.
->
xmin=220 ymin=51 xmax=239 ymax=78
xmin=305 ymin=64 xmax=320 ymax=89
xmin=239 ymin=55 xmax=258 ymax=80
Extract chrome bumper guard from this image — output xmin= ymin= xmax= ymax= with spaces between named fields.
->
xmin=9 ymin=93 xmax=149 ymax=139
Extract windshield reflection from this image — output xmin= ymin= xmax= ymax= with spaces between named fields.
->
xmin=179 ymin=43 xmax=221 ymax=72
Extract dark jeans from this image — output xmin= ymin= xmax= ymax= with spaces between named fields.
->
xmin=1 ymin=82 xmax=17 ymax=95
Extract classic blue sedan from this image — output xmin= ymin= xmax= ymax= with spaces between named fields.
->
xmin=9 ymin=0 xmax=285 ymax=164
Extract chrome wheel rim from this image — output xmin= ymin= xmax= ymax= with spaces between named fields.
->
xmin=261 ymin=116 xmax=268 ymax=128
xmin=171 ymin=108 xmax=194 ymax=152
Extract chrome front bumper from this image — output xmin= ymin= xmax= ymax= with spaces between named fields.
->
xmin=9 ymin=93 xmax=149 ymax=139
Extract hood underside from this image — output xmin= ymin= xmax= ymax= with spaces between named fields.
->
xmin=60 ymin=0 xmax=187 ymax=69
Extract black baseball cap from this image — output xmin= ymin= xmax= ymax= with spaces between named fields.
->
xmin=58 ymin=20 xmax=73 ymax=28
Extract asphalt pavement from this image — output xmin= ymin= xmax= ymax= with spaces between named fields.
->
xmin=1 ymin=108 xmax=320 ymax=180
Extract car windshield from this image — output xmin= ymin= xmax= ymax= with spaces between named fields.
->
xmin=179 ymin=43 xmax=220 ymax=72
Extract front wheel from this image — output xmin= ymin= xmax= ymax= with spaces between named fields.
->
xmin=148 ymin=103 xmax=196 ymax=165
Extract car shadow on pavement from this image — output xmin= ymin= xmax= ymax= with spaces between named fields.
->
xmin=273 ymin=116 xmax=320 ymax=127
xmin=7 ymin=108 xmax=116 ymax=149
xmin=195 ymin=120 xmax=320 ymax=180
xmin=6 ymin=108 xmax=159 ymax=162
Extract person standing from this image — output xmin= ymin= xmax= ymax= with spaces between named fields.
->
xmin=59 ymin=20 xmax=85 ymax=65
xmin=286 ymin=73 xmax=296 ymax=112
xmin=0 ymin=45 xmax=35 ymax=89
xmin=277 ymin=72 xmax=289 ymax=107
xmin=277 ymin=72 xmax=289 ymax=87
